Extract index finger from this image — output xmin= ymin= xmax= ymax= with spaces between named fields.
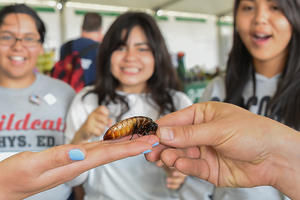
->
xmin=37 ymin=135 xmax=159 ymax=184
xmin=145 ymin=143 xmax=168 ymax=162
xmin=146 ymin=104 xmax=202 ymax=162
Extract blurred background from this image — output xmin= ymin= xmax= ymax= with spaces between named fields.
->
xmin=0 ymin=0 xmax=235 ymax=102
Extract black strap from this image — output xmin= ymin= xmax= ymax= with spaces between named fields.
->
xmin=60 ymin=40 xmax=74 ymax=60
xmin=60 ymin=40 xmax=98 ymax=60
xmin=79 ymin=43 xmax=99 ymax=57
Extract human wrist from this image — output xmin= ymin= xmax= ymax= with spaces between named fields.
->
xmin=272 ymin=129 xmax=300 ymax=199
xmin=0 ymin=186 xmax=21 ymax=200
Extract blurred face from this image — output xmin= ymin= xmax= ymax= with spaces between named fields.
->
xmin=110 ymin=26 xmax=155 ymax=93
xmin=236 ymin=0 xmax=292 ymax=74
xmin=0 ymin=13 xmax=43 ymax=87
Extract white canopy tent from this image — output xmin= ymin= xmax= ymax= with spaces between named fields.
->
xmin=64 ymin=0 xmax=234 ymax=16
xmin=0 ymin=0 xmax=235 ymax=71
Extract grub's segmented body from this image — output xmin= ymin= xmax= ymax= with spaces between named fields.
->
xmin=103 ymin=116 xmax=158 ymax=140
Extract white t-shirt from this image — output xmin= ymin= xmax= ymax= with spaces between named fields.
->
xmin=65 ymin=86 xmax=194 ymax=200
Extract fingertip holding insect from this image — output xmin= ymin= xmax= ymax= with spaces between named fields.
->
xmin=142 ymin=149 xmax=152 ymax=154
xmin=159 ymin=127 xmax=174 ymax=141
xmin=152 ymin=142 xmax=159 ymax=147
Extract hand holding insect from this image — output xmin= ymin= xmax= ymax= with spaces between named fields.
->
xmin=72 ymin=106 xmax=112 ymax=144
xmin=0 ymin=135 xmax=158 ymax=200
xmin=145 ymin=102 xmax=300 ymax=200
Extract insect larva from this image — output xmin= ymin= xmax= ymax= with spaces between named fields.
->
xmin=103 ymin=116 xmax=158 ymax=140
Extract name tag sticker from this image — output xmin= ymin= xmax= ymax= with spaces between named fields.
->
xmin=44 ymin=93 xmax=57 ymax=105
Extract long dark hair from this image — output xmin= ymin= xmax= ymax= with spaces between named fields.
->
xmin=86 ymin=12 xmax=181 ymax=121
xmin=0 ymin=4 xmax=46 ymax=43
xmin=225 ymin=0 xmax=300 ymax=129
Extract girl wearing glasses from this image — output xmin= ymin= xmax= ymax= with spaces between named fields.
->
xmin=0 ymin=4 xmax=75 ymax=200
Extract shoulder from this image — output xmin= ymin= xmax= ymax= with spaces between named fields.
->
xmin=200 ymin=75 xmax=226 ymax=102
xmin=38 ymin=74 xmax=74 ymax=91
xmin=75 ymin=38 xmax=98 ymax=46
xmin=71 ymin=86 xmax=96 ymax=104
xmin=37 ymin=73 xmax=75 ymax=96
xmin=171 ymin=90 xmax=190 ymax=100
xmin=76 ymin=86 xmax=94 ymax=98
xmin=208 ymin=75 xmax=226 ymax=89
xmin=60 ymin=40 xmax=73 ymax=49
xmin=169 ymin=90 xmax=193 ymax=109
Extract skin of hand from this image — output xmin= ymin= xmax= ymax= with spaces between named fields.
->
xmin=145 ymin=102 xmax=300 ymax=200
xmin=72 ymin=105 xmax=112 ymax=144
xmin=0 ymin=135 xmax=158 ymax=200
xmin=156 ymin=160 xmax=187 ymax=190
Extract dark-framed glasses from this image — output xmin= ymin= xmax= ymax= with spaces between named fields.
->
xmin=0 ymin=32 xmax=41 ymax=47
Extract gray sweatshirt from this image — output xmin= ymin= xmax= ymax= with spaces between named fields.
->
xmin=0 ymin=73 xmax=75 ymax=200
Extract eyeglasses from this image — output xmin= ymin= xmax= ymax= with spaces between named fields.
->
xmin=0 ymin=33 xmax=41 ymax=47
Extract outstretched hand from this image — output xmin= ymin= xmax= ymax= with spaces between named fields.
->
xmin=0 ymin=135 xmax=158 ymax=200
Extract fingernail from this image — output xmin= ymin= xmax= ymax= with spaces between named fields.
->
xmin=152 ymin=142 xmax=159 ymax=147
xmin=142 ymin=149 xmax=152 ymax=154
xmin=159 ymin=127 xmax=174 ymax=141
xmin=69 ymin=149 xmax=85 ymax=161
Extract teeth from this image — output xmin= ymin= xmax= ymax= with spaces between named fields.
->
xmin=123 ymin=68 xmax=139 ymax=73
xmin=256 ymin=33 xmax=267 ymax=37
xmin=254 ymin=33 xmax=271 ymax=39
xmin=10 ymin=56 xmax=25 ymax=61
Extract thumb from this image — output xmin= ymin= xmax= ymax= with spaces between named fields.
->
xmin=94 ymin=105 xmax=109 ymax=115
xmin=157 ymin=122 xmax=220 ymax=148
xmin=99 ymin=105 xmax=109 ymax=115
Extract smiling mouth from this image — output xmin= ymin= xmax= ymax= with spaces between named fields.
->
xmin=252 ymin=33 xmax=272 ymax=42
xmin=9 ymin=56 xmax=26 ymax=61
xmin=122 ymin=67 xmax=140 ymax=73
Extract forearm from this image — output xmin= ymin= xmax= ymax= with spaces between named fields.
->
xmin=272 ymin=129 xmax=300 ymax=199
xmin=0 ymin=170 xmax=27 ymax=200
xmin=0 ymin=187 xmax=14 ymax=200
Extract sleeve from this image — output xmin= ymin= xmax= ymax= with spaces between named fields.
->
xmin=64 ymin=90 xmax=91 ymax=186
xmin=59 ymin=40 xmax=73 ymax=60
xmin=59 ymin=43 xmax=66 ymax=60
xmin=200 ymin=80 xmax=215 ymax=102
xmin=173 ymin=91 xmax=193 ymax=110
xmin=199 ymin=76 xmax=226 ymax=102
xmin=65 ymin=171 xmax=89 ymax=187
xmin=64 ymin=91 xmax=90 ymax=144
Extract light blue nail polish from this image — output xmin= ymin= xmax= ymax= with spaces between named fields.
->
xmin=142 ymin=149 xmax=152 ymax=154
xmin=152 ymin=142 xmax=159 ymax=147
xmin=69 ymin=149 xmax=85 ymax=161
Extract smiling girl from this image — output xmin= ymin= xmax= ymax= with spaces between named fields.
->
xmin=65 ymin=12 xmax=192 ymax=199
xmin=200 ymin=0 xmax=299 ymax=199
